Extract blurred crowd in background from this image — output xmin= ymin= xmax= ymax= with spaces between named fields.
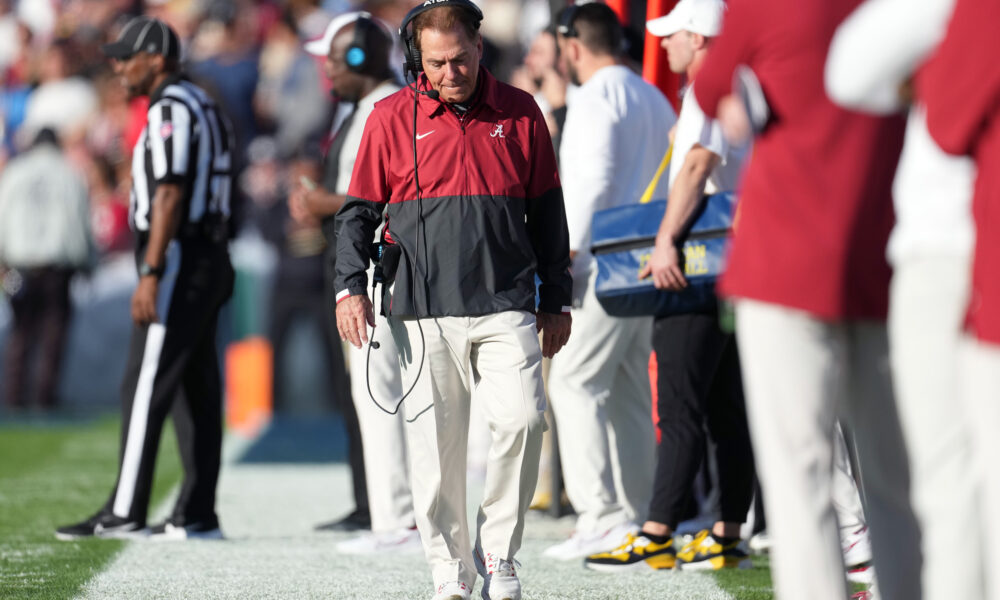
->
xmin=0 ymin=0 xmax=594 ymax=413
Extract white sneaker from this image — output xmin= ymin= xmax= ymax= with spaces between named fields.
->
xmin=476 ymin=552 xmax=521 ymax=600
xmin=542 ymin=522 xmax=637 ymax=560
xmin=747 ymin=531 xmax=772 ymax=554
xmin=842 ymin=526 xmax=873 ymax=568
xmin=432 ymin=581 xmax=471 ymax=600
xmin=335 ymin=527 xmax=422 ymax=554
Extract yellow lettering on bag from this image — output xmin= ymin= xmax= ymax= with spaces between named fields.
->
xmin=684 ymin=244 xmax=709 ymax=276
xmin=638 ymin=253 xmax=652 ymax=278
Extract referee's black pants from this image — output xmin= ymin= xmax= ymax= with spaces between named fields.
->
xmin=103 ymin=238 xmax=234 ymax=526
xmin=647 ymin=312 xmax=755 ymax=529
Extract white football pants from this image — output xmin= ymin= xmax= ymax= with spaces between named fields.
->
xmin=348 ymin=284 xmax=415 ymax=534
xmin=735 ymin=299 xmax=920 ymax=600
xmin=890 ymin=255 xmax=985 ymax=599
xmin=547 ymin=276 xmax=656 ymax=535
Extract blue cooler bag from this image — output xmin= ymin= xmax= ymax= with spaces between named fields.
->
xmin=590 ymin=192 xmax=736 ymax=317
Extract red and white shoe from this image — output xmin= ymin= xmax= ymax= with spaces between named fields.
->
xmin=433 ymin=580 xmax=471 ymax=600
xmin=477 ymin=551 xmax=521 ymax=600
xmin=847 ymin=563 xmax=875 ymax=585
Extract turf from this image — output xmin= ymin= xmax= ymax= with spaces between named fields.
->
xmin=712 ymin=555 xmax=774 ymax=600
xmin=0 ymin=416 xmax=182 ymax=599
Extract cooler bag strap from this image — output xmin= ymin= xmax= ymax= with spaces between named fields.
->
xmin=639 ymin=144 xmax=673 ymax=205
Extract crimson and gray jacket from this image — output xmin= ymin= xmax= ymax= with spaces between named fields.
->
xmin=334 ymin=67 xmax=572 ymax=317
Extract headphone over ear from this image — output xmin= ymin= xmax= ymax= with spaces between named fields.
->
xmin=345 ymin=12 xmax=376 ymax=74
xmin=398 ymin=0 xmax=484 ymax=78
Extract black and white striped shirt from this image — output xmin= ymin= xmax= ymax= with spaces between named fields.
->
xmin=130 ymin=74 xmax=234 ymax=237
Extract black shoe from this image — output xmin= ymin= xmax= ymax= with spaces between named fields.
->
xmin=314 ymin=508 xmax=371 ymax=532
xmin=149 ymin=518 xmax=224 ymax=541
xmin=55 ymin=512 xmax=147 ymax=541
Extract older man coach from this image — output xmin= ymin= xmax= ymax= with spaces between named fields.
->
xmin=333 ymin=1 xmax=573 ymax=598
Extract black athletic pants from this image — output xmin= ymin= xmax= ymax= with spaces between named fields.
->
xmin=103 ymin=238 xmax=234 ymax=526
xmin=3 ymin=266 xmax=73 ymax=408
xmin=647 ymin=312 xmax=755 ymax=529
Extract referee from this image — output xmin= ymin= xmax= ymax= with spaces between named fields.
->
xmin=56 ymin=16 xmax=235 ymax=541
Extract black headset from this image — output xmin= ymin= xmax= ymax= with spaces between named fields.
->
xmin=398 ymin=0 xmax=484 ymax=79
xmin=344 ymin=13 xmax=383 ymax=74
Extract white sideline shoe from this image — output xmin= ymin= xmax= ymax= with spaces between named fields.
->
xmin=747 ymin=531 xmax=772 ymax=554
xmin=148 ymin=520 xmax=223 ymax=541
xmin=475 ymin=551 xmax=521 ymax=600
xmin=335 ymin=527 xmax=421 ymax=554
xmin=542 ymin=522 xmax=638 ymax=560
xmin=433 ymin=580 xmax=471 ymax=600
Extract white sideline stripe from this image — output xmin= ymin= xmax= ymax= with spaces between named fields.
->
xmin=113 ymin=323 xmax=166 ymax=517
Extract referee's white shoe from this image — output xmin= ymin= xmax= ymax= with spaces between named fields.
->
xmin=148 ymin=519 xmax=224 ymax=541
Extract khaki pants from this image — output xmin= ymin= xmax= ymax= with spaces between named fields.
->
xmin=389 ymin=310 xmax=546 ymax=589
xmin=890 ymin=256 xmax=985 ymax=599
xmin=735 ymin=299 xmax=920 ymax=600
xmin=962 ymin=337 xmax=1000 ymax=599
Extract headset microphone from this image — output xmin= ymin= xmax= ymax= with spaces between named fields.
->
xmin=408 ymin=83 xmax=439 ymax=101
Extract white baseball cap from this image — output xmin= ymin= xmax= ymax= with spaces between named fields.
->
xmin=646 ymin=0 xmax=726 ymax=38
xmin=304 ymin=11 xmax=373 ymax=57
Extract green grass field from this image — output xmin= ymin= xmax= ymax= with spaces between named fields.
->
xmin=0 ymin=417 xmax=182 ymax=600
xmin=712 ymin=558 xmax=774 ymax=600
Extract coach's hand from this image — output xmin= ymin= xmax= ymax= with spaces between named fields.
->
xmin=640 ymin=236 xmax=687 ymax=291
xmin=131 ymin=276 xmax=159 ymax=325
xmin=337 ymin=294 xmax=375 ymax=349
xmin=536 ymin=312 xmax=571 ymax=359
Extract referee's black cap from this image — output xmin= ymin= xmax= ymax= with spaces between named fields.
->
xmin=102 ymin=16 xmax=181 ymax=61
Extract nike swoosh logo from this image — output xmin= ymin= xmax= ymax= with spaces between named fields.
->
xmin=416 ymin=131 xmax=435 ymax=140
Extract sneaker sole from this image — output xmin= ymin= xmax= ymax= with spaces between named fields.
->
xmin=55 ymin=527 xmax=149 ymax=541
xmin=150 ymin=528 xmax=224 ymax=542
xmin=678 ymin=556 xmax=752 ymax=571
xmin=585 ymin=559 xmax=675 ymax=573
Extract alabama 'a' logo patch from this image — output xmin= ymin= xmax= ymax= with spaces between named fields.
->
xmin=159 ymin=122 xmax=174 ymax=140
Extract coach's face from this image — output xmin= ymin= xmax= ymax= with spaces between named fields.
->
xmin=113 ymin=52 xmax=160 ymax=99
xmin=420 ymin=23 xmax=482 ymax=104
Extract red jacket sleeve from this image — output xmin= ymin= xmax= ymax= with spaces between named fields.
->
xmin=919 ymin=0 xmax=1000 ymax=156
xmin=692 ymin=0 xmax=758 ymax=119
